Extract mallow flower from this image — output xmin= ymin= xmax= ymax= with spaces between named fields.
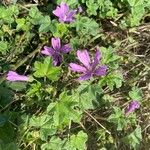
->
xmin=53 ymin=2 xmax=77 ymax=23
xmin=41 ymin=37 xmax=71 ymax=66
xmin=6 ymin=71 xmax=29 ymax=81
xmin=125 ymin=101 xmax=140 ymax=116
xmin=69 ymin=49 xmax=107 ymax=80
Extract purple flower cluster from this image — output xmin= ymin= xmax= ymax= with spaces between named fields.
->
xmin=6 ymin=2 xmax=107 ymax=82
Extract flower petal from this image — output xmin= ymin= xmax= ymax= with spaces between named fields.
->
xmin=69 ymin=63 xmax=86 ymax=73
xmin=52 ymin=2 xmax=69 ymax=17
xmin=7 ymin=71 xmax=18 ymax=76
xmin=52 ymin=54 xmax=62 ymax=66
xmin=94 ymin=48 xmax=101 ymax=61
xmin=92 ymin=49 xmax=101 ymax=69
xmin=41 ymin=46 xmax=54 ymax=56
xmin=78 ymin=72 xmax=92 ymax=80
xmin=77 ymin=50 xmax=91 ymax=69
xmin=6 ymin=71 xmax=29 ymax=81
xmin=125 ymin=101 xmax=140 ymax=116
xmin=95 ymin=65 xmax=107 ymax=76
xmin=60 ymin=2 xmax=69 ymax=14
xmin=61 ymin=44 xmax=72 ymax=53
xmin=65 ymin=10 xmax=77 ymax=22
xmin=51 ymin=37 xmax=61 ymax=50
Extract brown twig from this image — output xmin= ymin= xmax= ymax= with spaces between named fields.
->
xmin=84 ymin=110 xmax=111 ymax=135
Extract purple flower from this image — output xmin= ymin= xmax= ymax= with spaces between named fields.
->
xmin=125 ymin=101 xmax=140 ymax=116
xmin=6 ymin=71 xmax=29 ymax=81
xmin=41 ymin=37 xmax=71 ymax=66
xmin=53 ymin=2 xmax=77 ymax=23
xmin=69 ymin=49 xmax=107 ymax=80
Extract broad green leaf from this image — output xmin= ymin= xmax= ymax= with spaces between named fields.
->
xmin=34 ymin=57 xmax=61 ymax=81
xmin=7 ymin=81 xmax=27 ymax=91
xmin=65 ymin=131 xmax=88 ymax=150
xmin=0 ymin=86 xmax=13 ymax=107
xmin=75 ymin=81 xmax=102 ymax=110
xmin=41 ymin=136 xmax=66 ymax=150
xmin=29 ymin=114 xmax=51 ymax=128
xmin=123 ymin=126 xmax=142 ymax=149
xmin=99 ymin=72 xmax=123 ymax=91
xmin=53 ymin=92 xmax=82 ymax=126
xmin=40 ymin=126 xmax=57 ymax=141
xmin=0 ymin=122 xmax=15 ymax=144
xmin=72 ymin=16 xmax=100 ymax=36
xmin=0 ymin=142 xmax=18 ymax=150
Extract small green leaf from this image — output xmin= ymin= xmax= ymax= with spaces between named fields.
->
xmin=29 ymin=114 xmax=51 ymax=128
xmin=34 ymin=57 xmax=61 ymax=81
xmin=65 ymin=131 xmax=88 ymax=150
xmin=41 ymin=136 xmax=66 ymax=150
xmin=53 ymin=23 xmax=68 ymax=37
xmin=129 ymin=87 xmax=142 ymax=101
xmin=7 ymin=82 xmax=27 ymax=91
xmin=108 ymin=107 xmax=127 ymax=131
xmin=0 ymin=41 xmax=8 ymax=54
xmin=39 ymin=16 xmax=51 ymax=33
xmin=123 ymin=126 xmax=142 ymax=149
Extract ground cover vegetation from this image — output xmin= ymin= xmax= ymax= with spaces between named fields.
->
xmin=0 ymin=0 xmax=150 ymax=149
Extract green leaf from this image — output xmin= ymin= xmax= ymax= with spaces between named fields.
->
xmin=0 ymin=142 xmax=18 ymax=150
xmin=65 ymin=131 xmax=88 ymax=150
xmin=16 ymin=18 xmax=26 ymax=29
xmin=39 ymin=16 xmax=51 ymax=33
xmin=40 ymin=126 xmax=57 ymax=141
xmin=86 ymin=0 xmax=99 ymax=16
xmin=123 ymin=126 xmax=142 ymax=149
xmin=72 ymin=16 xmax=100 ymax=36
xmin=53 ymin=23 xmax=68 ymax=37
xmin=100 ymin=46 xmax=120 ymax=69
xmin=30 ymin=114 xmax=57 ymax=141
xmin=75 ymin=81 xmax=102 ymax=110
xmin=0 ymin=122 xmax=15 ymax=144
xmin=7 ymin=82 xmax=27 ymax=91
xmin=108 ymin=107 xmax=127 ymax=130
xmin=0 ymin=86 xmax=13 ymax=107
xmin=99 ymin=72 xmax=123 ymax=91
xmin=26 ymin=82 xmax=42 ymax=99
xmin=29 ymin=7 xmax=41 ymax=19
xmin=29 ymin=7 xmax=43 ymax=25
xmin=41 ymin=136 xmax=66 ymax=150
xmin=34 ymin=57 xmax=61 ymax=81
xmin=29 ymin=114 xmax=51 ymax=128
xmin=129 ymin=87 xmax=142 ymax=101
xmin=53 ymin=92 xmax=82 ymax=126
xmin=0 ymin=41 xmax=8 ymax=54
